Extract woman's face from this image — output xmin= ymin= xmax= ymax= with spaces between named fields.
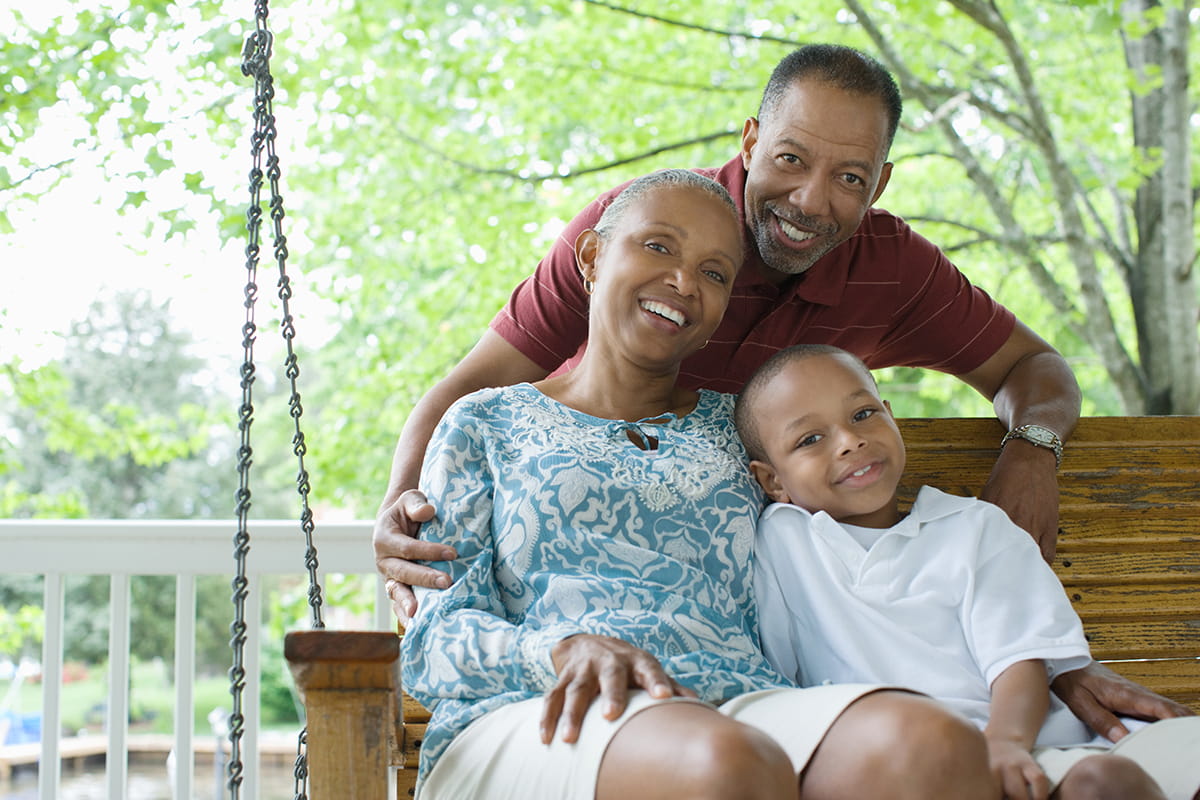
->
xmin=580 ymin=185 xmax=743 ymax=370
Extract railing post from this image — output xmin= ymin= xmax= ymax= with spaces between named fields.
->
xmin=285 ymin=630 xmax=402 ymax=800
xmin=39 ymin=573 xmax=65 ymax=800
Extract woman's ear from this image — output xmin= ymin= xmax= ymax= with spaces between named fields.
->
xmin=574 ymin=229 xmax=600 ymax=286
xmin=749 ymin=460 xmax=791 ymax=504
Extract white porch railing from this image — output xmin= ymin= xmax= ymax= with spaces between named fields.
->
xmin=0 ymin=519 xmax=386 ymax=800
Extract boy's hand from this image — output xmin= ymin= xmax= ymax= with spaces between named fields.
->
xmin=986 ymin=737 xmax=1049 ymax=800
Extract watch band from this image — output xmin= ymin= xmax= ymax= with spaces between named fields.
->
xmin=1001 ymin=424 xmax=1063 ymax=469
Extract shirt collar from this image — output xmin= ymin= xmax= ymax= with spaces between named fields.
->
xmin=759 ymin=486 xmax=974 ymax=539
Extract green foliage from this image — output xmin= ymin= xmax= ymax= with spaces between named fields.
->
xmin=0 ymin=605 xmax=42 ymax=657
xmin=1 ymin=0 xmax=243 ymax=234
xmin=3 ymin=1 xmax=1197 ymax=511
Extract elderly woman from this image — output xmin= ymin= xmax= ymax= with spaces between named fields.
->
xmin=401 ymin=169 xmax=1001 ymax=800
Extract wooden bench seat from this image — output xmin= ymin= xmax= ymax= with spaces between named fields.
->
xmin=287 ymin=415 xmax=1200 ymax=799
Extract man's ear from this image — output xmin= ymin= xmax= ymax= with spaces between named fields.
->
xmin=870 ymin=161 xmax=893 ymax=206
xmin=749 ymin=459 xmax=792 ymax=504
xmin=740 ymin=117 xmax=759 ymax=170
xmin=574 ymin=228 xmax=599 ymax=286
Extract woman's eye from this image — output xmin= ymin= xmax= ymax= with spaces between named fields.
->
xmin=647 ymin=241 xmax=668 ymax=254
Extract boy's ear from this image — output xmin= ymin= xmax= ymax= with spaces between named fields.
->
xmin=883 ymin=398 xmax=893 ymax=417
xmin=749 ymin=460 xmax=792 ymax=504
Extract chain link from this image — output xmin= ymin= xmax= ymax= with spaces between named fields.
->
xmin=235 ymin=0 xmax=325 ymax=797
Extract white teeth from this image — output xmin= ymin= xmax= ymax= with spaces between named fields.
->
xmin=780 ymin=218 xmax=816 ymax=242
xmin=641 ymin=300 xmax=686 ymax=326
xmin=852 ymin=466 xmax=871 ymax=477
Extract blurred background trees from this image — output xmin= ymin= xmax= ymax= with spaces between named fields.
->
xmin=2 ymin=0 xmax=1196 ymax=512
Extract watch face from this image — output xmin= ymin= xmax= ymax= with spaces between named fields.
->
xmin=1024 ymin=427 xmax=1055 ymax=445
xmin=1021 ymin=426 xmax=1059 ymax=446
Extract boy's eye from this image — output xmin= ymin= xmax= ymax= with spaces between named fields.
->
xmin=853 ymin=408 xmax=877 ymax=422
xmin=647 ymin=241 xmax=669 ymax=254
xmin=798 ymin=433 xmax=822 ymax=448
xmin=703 ymin=269 xmax=728 ymax=284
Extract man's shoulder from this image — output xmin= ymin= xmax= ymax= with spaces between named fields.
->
xmin=850 ymin=207 xmax=914 ymax=242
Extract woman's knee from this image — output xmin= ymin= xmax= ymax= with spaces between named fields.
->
xmin=598 ymin=703 xmax=795 ymax=800
xmin=1054 ymin=754 xmax=1165 ymax=800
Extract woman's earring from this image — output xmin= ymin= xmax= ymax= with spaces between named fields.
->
xmin=583 ymin=279 xmax=594 ymax=295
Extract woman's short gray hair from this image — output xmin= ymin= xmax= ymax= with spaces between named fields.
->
xmin=593 ymin=169 xmax=740 ymax=240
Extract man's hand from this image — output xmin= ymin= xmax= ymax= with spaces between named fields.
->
xmin=980 ymin=439 xmax=1060 ymax=561
xmin=373 ymin=489 xmax=456 ymax=624
xmin=541 ymin=634 xmax=696 ymax=745
xmin=1052 ymin=661 xmax=1195 ymax=743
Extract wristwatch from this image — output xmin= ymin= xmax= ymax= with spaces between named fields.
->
xmin=1000 ymin=424 xmax=1063 ymax=469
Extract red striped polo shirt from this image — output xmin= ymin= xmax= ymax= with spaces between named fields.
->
xmin=490 ymin=156 xmax=1015 ymax=393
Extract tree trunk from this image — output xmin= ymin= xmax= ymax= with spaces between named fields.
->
xmin=1122 ymin=0 xmax=1199 ymax=413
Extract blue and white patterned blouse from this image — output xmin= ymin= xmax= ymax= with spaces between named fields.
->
xmin=401 ymin=384 xmax=787 ymax=779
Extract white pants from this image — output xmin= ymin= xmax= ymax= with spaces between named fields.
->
xmin=1035 ymin=716 xmax=1200 ymax=799
xmin=418 ymin=683 xmax=881 ymax=800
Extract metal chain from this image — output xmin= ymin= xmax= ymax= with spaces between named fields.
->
xmin=235 ymin=0 xmax=324 ymax=797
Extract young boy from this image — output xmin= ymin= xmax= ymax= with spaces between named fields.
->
xmin=733 ymin=343 xmax=1200 ymax=800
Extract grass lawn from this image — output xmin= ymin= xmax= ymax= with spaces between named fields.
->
xmin=1 ymin=659 xmax=297 ymax=738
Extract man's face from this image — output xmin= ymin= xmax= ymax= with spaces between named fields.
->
xmin=741 ymin=79 xmax=893 ymax=279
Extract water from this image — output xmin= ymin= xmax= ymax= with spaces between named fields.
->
xmin=0 ymin=761 xmax=300 ymax=800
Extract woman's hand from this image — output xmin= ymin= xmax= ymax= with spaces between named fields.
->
xmin=540 ymin=634 xmax=696 ymax=744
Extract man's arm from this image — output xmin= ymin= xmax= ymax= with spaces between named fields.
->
xmin=959 ymin=319 xmax=1082 ymax=561
xmin=963 ymin=325 xmax=1196 ymax=733
xmin=374 ymin=329 xmax=549 ymax=620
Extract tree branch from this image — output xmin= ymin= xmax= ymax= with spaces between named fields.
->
xmin=846 ymin=0 xmax=1146 ymax=410
xmin=392 ymin=128 xmax=740 ymax=183
xmin=5 ymin=158 xmax=77 ymax=191
xmin=581 ymin=0 xmax=802 ymax=46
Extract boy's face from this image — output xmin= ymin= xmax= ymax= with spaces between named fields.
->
xmin=748 ymin=353 xmax=905 ymax=528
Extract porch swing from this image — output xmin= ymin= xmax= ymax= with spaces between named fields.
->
xmin=232 ymin=3 xmax=421 ymax=798
xmin=232 ymin=3 xmax=1200 ymax=799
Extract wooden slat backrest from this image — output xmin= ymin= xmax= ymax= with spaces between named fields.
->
xmin=898 ymin=416 xmax=1200 ymax=712
xmin=389 ymin=415 xmax=1200 ymax=796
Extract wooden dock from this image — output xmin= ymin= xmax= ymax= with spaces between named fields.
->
xmin=0 ymin=733 xmax=300 ymax=781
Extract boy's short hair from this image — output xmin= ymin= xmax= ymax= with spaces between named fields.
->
xmin=734 ymin=344 xmax=877 ymax=462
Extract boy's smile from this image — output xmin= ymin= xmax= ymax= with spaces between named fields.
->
xmin=747 ymin=351 xmax=905 ymax=528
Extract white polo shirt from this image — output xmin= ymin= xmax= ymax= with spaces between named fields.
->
xmin=754 ymin=486 xmax=1096 ymax=746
